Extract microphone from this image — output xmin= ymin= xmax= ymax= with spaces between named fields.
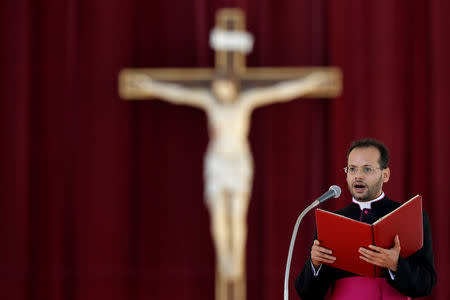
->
xmin=316 ymin=185 xmax=341 ymax=203
xmin=283 ymin=185 xmax=341 ymax=300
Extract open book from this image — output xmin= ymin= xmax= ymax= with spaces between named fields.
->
xmin=315 ymin=195 xmax=423 ymax=277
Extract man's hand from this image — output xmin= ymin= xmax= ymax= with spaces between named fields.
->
xmin=359 ymin=235 xmax=401 ymax=272
xmin=311 ymin=239 xmax=336 ymax=268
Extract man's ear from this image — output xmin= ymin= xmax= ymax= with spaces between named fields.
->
xmin=382 ymin=168 xmax=390 ymax=183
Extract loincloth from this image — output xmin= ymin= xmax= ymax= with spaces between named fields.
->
xmin=204 ymin=149 xmax=254 ymax=203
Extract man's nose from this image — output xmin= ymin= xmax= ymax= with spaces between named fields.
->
xmin=354 ymin=168 xmax=366 ymax=177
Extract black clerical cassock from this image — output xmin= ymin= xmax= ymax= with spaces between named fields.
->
xmin=295 ymin=196 xmax=436 ymax=300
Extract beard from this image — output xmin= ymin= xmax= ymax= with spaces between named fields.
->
xmin=348 ymin=174 xmax=384 ymax=201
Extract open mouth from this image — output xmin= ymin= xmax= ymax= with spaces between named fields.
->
xmin=353 ymin=182 xmax=367 ymax=193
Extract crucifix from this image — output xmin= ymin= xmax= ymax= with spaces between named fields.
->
xmin=119 ymin=8 xmax=342 ymax=300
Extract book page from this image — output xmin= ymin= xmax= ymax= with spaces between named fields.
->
xmin=373 ymin=194 xmax=421 ymax=225
xmin=372 ymin=195 xmax=423 ymax=257
xmin=316 ymin=209 xmax=376 ymax=277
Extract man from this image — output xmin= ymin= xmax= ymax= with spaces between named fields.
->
xmin=295 ymin=138 xmax=436 ymax=299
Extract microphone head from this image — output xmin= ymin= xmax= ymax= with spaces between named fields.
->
xmin=329 ymin=185 xmax=341 ymax=198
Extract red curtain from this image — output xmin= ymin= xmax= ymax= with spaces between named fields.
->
xmin=0 ymin=0 xmax=448 ymax=299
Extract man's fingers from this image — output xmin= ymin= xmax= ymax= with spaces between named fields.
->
xmin=359 ymin=247 xmax=380 ymax=259
xmin=314 ymin=246 xmax=333 ymax=255
xmin=319 ymin=254 xmax=336 ymax=262
xmin=359 ymin=245 xmax=399 ymax=271
xmin=311 ymin=239 xmax=336 ymax=264
xmin=366 ymin=245 xmax=385 ymax=253
xmin=312 ymin=250 xmax=336 ymax=263
xmin=313 ymin=240 xmax=333 ymax=255
xmin=394 ymin=235 xmax=401 ymax=250
xmin=359 ymin=255 xmax=383 ymax=267
xmin=312 ymin=253 xmax=336 ymax=264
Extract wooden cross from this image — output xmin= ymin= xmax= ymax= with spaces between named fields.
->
xmin=119 ymin=8 xmax=342 ymax=99
xmin=118 ymin=8 xmax=342 ymax=300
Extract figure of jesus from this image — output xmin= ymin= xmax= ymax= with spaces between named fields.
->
xmin=121 ymin=71 xmax=334 ymax=299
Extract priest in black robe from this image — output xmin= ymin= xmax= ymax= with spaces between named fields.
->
xmin=295 ymin=138 xmax=436 ymax=299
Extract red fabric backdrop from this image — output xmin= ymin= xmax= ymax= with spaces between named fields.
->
xmin=0 ymin=0 xmax=448 ymax=299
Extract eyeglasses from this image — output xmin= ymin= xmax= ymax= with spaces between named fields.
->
xmin=344 ymin=166 xmax=382 ymax=175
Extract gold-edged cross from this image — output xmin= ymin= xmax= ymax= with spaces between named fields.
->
xmin=119 ymin=8 xmax=342 ymax=99
xmin=117 ymin=7 xmax=342 ymax=300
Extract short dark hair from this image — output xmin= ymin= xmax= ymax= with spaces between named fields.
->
xmin=347 ymin=138 xmax=390 ymax=169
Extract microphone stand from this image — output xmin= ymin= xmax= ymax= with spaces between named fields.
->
xmin=283 ymin=200 xmax=320 ymax=300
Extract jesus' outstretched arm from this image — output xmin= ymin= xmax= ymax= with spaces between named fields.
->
xmin=119 ymin=72 xmax=211 ymax=110
xmin=240 ymin=71 xmax=338 ymax=110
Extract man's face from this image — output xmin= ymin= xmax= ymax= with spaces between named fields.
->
xmin=346 ymin=146 xmax=390 ymax=201
xmin=212 ymin=79 xmax=238 ymax=103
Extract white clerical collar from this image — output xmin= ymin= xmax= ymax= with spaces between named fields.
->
xmin=352 ymin=192 xmax=385 ymax=210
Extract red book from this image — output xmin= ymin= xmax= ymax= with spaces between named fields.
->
xmin=315 ymin=195 xmax=423 ymax=278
